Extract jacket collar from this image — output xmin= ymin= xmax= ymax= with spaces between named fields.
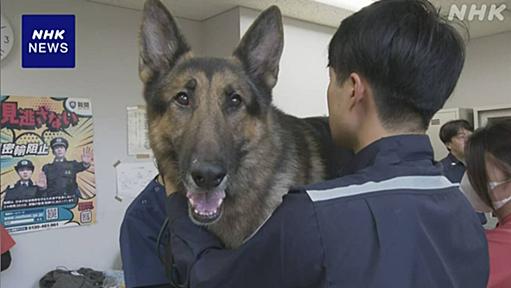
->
xmin=348 ymin=135 xmax=434 ymax=173
xmin=446 ymin=152 xmax=464 ymax=166
xmin=16 ymin=179 xmax=33 ymax=187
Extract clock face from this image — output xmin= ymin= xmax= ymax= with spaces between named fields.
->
xmin=1 ymin=14 xmax=15 ymax=61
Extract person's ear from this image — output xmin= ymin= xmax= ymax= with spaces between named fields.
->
xmin=347 ymin=73 xmax=366 ymax=111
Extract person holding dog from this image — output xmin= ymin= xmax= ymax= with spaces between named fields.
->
xmin=161 ymin=0 xmax=488 ymax=287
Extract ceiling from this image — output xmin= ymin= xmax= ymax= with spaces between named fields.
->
xmin=89 ymin=0 xmax=511 ymax=38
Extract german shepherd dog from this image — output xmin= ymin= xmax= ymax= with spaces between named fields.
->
xmin=139 ymin=0 xmax=351 ymax=248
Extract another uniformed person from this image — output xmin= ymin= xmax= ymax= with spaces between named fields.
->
xmin=439 ymin=119 xmax=473 ymax=183
xmin=439 ymin=120 xmax=486 ymax=224
xmin=2 ymin=160 xmax=46 ymax=207
xmin=42 ymin=137 xmax=93 ymax=198
xmin=160 ymin=0 xmax=489 ymax=287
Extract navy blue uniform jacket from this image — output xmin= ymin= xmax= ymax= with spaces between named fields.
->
xmin=120 ymin=178 xmax=169 ymax=288
xmin=439 ymin=153 xmax=466 ymax=184
xmin=166 ymin=135 xmax=489 ymax=288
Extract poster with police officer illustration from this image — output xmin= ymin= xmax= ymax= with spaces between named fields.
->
xmin=0 ymin=95 xmax=96 ymax=234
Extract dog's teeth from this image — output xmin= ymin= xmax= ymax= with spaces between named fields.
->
xmin=194 ymin=209 xmax=218 ymax=217
xmin=217 ymin=199 xmax=223 ymax=206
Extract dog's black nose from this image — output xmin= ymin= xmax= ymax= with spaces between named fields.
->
xmin=191 ymin=163 xmax=226 ymax=189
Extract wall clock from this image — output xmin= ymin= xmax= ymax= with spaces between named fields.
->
xmin=1 ymin=14 xmax=15 ymax=61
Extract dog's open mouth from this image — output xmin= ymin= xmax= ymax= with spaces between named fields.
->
xmin=186 ymin=190 xmax=226 ymax=225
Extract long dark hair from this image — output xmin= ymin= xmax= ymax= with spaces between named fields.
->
xmin=465 ymin=119 xmax=511 ymax=209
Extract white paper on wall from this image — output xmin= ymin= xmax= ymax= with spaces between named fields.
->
xmin=115 ymin=161 xmax=158 ymax=199
xmin=127 ymin=106 xmax=151 ymax=156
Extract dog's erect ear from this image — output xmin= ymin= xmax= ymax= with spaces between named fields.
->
xmin=139 ymin=0 xmax=191 ymax=83
xmin=233 ymin=6 xmax=284 ymax=91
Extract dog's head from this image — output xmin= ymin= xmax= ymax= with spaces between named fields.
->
xmin=139 ymin=0 xmax=283 ymax=225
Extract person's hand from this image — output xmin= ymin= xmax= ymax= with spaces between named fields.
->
xmin=82 ymin=147 xmax=93 ymax=165
xmin=36 ymin=172 xmax=47 ymax=189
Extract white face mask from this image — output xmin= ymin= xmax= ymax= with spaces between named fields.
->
xmin=460 ymin=173 xmax=492 ymax=213
xmin=489 ymin=180 xmax=511 ymax=210
xmin=460 ymin=173 xmax=511 ymax=212
xmin=493 ymin=196 xmax=511 ymax=210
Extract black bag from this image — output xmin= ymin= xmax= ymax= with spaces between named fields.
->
xmin=39 ymin=268 xmax=105 ymax=288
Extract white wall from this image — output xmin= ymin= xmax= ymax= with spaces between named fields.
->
xmin=445 ymin=32 xmax=511 ymax=109
xmin=240 ymin=7 xmax=336 ymax=118
xmin=201 ymin=8 xmax=240 ymax=58
xmin=177 ymin=17 xmax=204 ymax=56
xmin=0 ymin=1 xmax=202 ymax=287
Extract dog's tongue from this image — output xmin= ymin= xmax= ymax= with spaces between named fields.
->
xmin=187 ymin=190 xmax=225 ymax=213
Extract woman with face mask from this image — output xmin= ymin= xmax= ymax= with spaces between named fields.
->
xmin=462 ymin=119 xmax=511 ymax=288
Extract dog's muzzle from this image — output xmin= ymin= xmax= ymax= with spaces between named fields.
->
xmin=186 ymin=162 xmax=228 ymax=225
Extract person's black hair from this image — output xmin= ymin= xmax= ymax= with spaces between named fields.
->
xmin=328 ymin=0 xmax=466 ymax=130
xmin=466 ymin=120 xmax=511 ymax=209
xmin=439 ymin=119 xmax=473 ymax=145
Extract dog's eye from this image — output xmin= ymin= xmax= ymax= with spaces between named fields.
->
xmin=228 ymin=93 xmax=242 ymax=108
xmin=175 ymin=92 xmax=190 ymax=106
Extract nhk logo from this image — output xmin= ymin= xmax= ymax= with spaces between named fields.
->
xmin=448 ymin=4 xmax=507 ymax=21
xmin=29 ymin=30 xmax=69 ymax=53
xmin=22 ymin=15 xmax=75 ymax=68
